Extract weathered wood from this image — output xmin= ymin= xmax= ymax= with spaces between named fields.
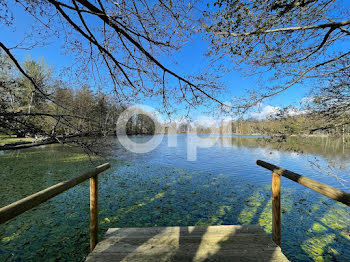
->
xmin=257 ymin=160 xmax=350 ymax=206
xmin=90 ymin=175 xmax=98 ymax=251
xmin=2 ymin=141 xmax=32 ymax=147
xmin=272 ymin=172 xmax=281 ymax=246
xmin=86 ymin=252 xmax=288 ymax=262
xmin=85 ymin=225 xmax=289 ymax=262
xmin=0 ymin=163 xmax=110 ymax=224
xmin=93 ymin=235 xmax=279 ymax=252
xmin=0 ymin=140 xmax=58 ymax=150
xmin=0 ymin=133 xmax=91 ymax=151
xmin=104 ymin=225 xmax=264 ymax=238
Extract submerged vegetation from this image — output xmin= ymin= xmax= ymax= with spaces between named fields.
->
xmin=0 ymin=139 xmax=349 ymax=261
xmin=0 ymin=1 xmax=349 ymax=261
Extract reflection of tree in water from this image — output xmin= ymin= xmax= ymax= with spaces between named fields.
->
xmin=1 ymin=139 xmax=349 ymax=261
xmin=216 ymin=136 xmax=350 ymax=188
xmin=96 ymin=164 xmax=350 ymax=261
xmin=217 ymin=136 xmax=350 ymax=159
xmin=0 ymin=153 xmax=349 ymax=261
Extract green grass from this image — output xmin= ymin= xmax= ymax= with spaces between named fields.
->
xmin=0 ymin=135 xmax=33 ymax=146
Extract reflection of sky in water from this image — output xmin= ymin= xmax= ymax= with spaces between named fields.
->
xmin=116 ymin=135 xmax=350 ymax=191
xmin=0 ymin=135 xmax=349 ymax=262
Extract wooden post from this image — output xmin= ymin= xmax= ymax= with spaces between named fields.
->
xmin=90 ymin=175 xmax=98 ymax=251
xmin=0 ymin=163 xmax=110 ymax=225
xmin=257 ymin=160 xmax=350 ymax=206
xmin=272 ymin=172 xmax=281 ymax=246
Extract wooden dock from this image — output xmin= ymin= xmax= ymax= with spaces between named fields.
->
xmin=85 ymin=225 xmax=289 ymax=261
xmin=2 ymin=161 xmax=350 ymax=261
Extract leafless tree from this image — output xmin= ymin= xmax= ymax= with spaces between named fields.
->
xmin=1 ymin=0 xmax=224 ymax=115
xmin=203 ymin=0 xmax=350 ymax=116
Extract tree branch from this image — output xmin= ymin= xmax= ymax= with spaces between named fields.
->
xmin=73 ymin=0 xmax=225 ymax=106
xmin=214 ymin=20 xmax=350 ymax=37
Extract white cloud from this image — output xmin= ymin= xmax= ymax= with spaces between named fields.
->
xmin=172 ymin=116 xmax=187 ymax=125
xmin=194 ymin=116 xmax=218 ymax=127
xmin=300 ymin=96 xmax=314 ymax=104
xmin=286 ymin=107 xmax=306 ymax=116
xmin=249 ymin=104 xmax=307 ymax=120
xmin=249 ymin=105 xmax=281 ymax=120
xmin=221 ymin=116 xmax=235 ymax=123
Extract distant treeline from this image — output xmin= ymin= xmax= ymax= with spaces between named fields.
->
xmin=228 ymin=116 xmax=350 ymax=136
xmin=1 ymin=56 xmax=348 ymax=140
xmin=173 ymin=115 xmax=350 ymax=136
xmin=0 ymin=56 xmax=156 ymax=139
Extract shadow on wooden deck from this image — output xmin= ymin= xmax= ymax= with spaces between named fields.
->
xmin=85 ymin=225 xmax=289 ymax=261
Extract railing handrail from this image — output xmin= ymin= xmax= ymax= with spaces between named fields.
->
xmin=0 ymin=162 xmax=110 ymax=224
xmin=0 ymin=162 xmax=110 ymax=251
xmin=257 ymin=159 xmax=350 ymax=246
xmin=257 ymin=160 xmax=350 ymax=206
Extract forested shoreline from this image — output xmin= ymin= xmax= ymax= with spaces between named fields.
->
xmin=1 ymin=54 xmax=349 ymax=146
xmin=0 ymin=54 xmax=158 ymax=142
xmin=193 ymin=116 xmax=350 ymax=137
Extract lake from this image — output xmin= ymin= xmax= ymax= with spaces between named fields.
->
xmin=0 ymin=135 xmax=349 ymax=261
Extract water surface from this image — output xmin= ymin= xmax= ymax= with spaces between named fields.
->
xmin=0 ymin=135 xmax=349 ymax=261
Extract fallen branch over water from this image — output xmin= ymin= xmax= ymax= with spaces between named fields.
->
xmin=0 ymin=140 xmax=58 ymax=151
xmin=0 ymin=133 xmax=91 ymax=151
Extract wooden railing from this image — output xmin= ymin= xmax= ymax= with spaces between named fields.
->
xmin=257 ymin=160 xmax=350 ymax=246
xmin=2 ymin=160 xmax=349 ymax=254
xmin=0 ymin=162 xmax=111 ymax=251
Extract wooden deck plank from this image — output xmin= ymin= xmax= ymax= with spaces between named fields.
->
xmin=86 ymin=225 xmax=289 ymax=262
xmin=103 ymin=225 xmax=265 ymax=238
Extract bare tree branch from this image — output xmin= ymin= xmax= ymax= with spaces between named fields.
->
xmin=214 ymin=20 xmax=350 ymax=37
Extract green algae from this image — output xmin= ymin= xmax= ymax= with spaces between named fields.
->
xmin=0 ymin=135 xmax=33 ymax=146
xmin=312 ymin=223 xmax=328 ymax=233
xmin=0 ymin=144 xmax=349 ymax=261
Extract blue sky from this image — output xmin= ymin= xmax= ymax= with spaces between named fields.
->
xmin=1 ymin=1 xmax=339 ymax=120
